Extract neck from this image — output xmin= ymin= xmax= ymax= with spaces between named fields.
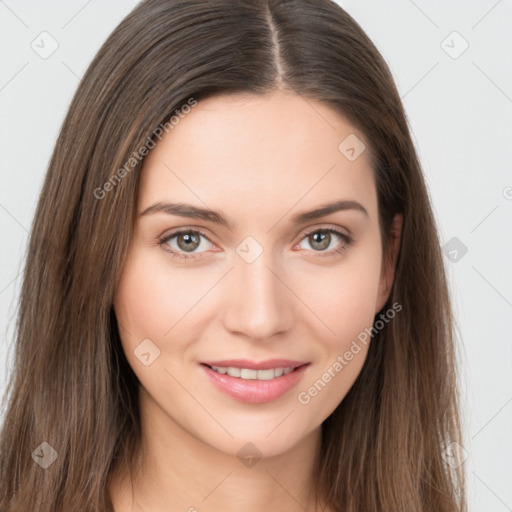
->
xmin=108 ymin=386 xmax=326 ymax=512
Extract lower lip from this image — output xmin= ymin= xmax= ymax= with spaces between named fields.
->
xmin=199 ymin=364 xmax=310 ymax=404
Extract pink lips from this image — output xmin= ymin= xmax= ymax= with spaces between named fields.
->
xmin=201 ymin=359 xmax=307 ymax=370
xmin=199 ymin=359 xmax=310 ymax=404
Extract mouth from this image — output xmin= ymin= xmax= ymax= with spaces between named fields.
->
xmin=201 ymin=363 xmax=304 ymax=380
xmin=199 ymin=360 xmax=310 ymax=404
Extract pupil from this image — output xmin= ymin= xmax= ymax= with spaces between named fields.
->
xmin=179 ymin=232 xmax=199 ymax=251
xmin=311 ymin=231 xmax=329 ymax=250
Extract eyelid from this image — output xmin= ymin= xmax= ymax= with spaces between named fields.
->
xmin=157 ymin=227 xmax=218 ymax=257
xmin=158 ymin=226 xmax=215 ymax=243
xmin=294 ymin=225 xmax=353 ymax=257
xmin=158 ymin=223 xmax=353 ymax=261
xmin=297 ymin=223 xmax=352 ymax=240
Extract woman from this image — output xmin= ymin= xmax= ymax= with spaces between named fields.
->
xmin=0 ymin=0 xmax=466 ymax=510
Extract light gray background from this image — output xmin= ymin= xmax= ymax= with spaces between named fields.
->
xmin=1 ymin=1 xmax=511 ymax=510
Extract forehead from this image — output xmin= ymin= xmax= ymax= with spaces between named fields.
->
xmin=138 ymin=91 xmax=377 ymax=226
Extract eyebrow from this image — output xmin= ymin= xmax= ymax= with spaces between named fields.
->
xmin=139 ymin=199 xmax=368 ymax=229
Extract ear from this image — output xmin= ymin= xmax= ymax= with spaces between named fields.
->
xmin=375 ymin=213 xmax=403 ymax=314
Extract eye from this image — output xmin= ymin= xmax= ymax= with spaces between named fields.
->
xmin=158 ymin=229 xmax=215 ymax=261
xmin=158 ymin=226 xmax=353 ymax=262
xmin=296 ymin=227 xmax=352 ymax=257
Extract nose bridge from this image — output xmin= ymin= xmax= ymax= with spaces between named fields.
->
xmin=222 ymin=244 xmax=293 ymax=339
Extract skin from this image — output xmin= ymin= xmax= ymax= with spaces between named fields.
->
xmin=109 ymin=90 xmax=402 ymax=511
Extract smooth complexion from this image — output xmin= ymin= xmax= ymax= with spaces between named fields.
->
xmin=110 ymin=90 xmax=402 ymax=511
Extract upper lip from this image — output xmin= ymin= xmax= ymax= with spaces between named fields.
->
xmin=201 ymin=359 xmax=309 ymax=371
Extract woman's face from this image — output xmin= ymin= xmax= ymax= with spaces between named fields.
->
xmin=114 ymin=90 xmax=398 ymax=458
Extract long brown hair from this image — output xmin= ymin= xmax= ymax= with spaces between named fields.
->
xmin=0 ymin=0 xmax=466 ymax=510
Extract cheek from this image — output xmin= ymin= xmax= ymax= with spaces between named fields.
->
xmin=294 ymin=269 xmax=379 ymax=415
xmin=113 ymin=251 xmax=220 ymax=358
xmin=297 ymin=244 xmax=382 ymax=344
xmin=112 ymin=248 xmax=156 ymax=347
xmin=292 ymin=244 xmax=381 ymax=408
xmin=114 ymin=260 xmax=169 ymax=343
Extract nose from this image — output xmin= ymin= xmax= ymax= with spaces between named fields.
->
xmin=221 ymin=250 xmax=294 ymax=341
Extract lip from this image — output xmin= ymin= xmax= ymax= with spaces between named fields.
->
xmin=200 ymin=359 xmax=307 ymax=371
xmin=199 ymin=361 xmax=310 ymax=404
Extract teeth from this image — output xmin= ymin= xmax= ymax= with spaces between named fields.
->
xmin=240 ymin=368 xmax=258 ymax=379
xmin=210 ymin=366 xmax=295 ymax=380
xmin=256 ymin=369 xmax=274 ymax=380
xmin=226 ymin=367 xmax=240 ymax=377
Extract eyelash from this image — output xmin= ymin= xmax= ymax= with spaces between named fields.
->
xmin=157 ymin=227 xmax=353 ymax=262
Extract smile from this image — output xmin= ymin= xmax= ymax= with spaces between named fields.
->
xmin=199 ymin=361 xmax=310 ymax=404
xmin=207 ymin=365 xmax=295 ymax=380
